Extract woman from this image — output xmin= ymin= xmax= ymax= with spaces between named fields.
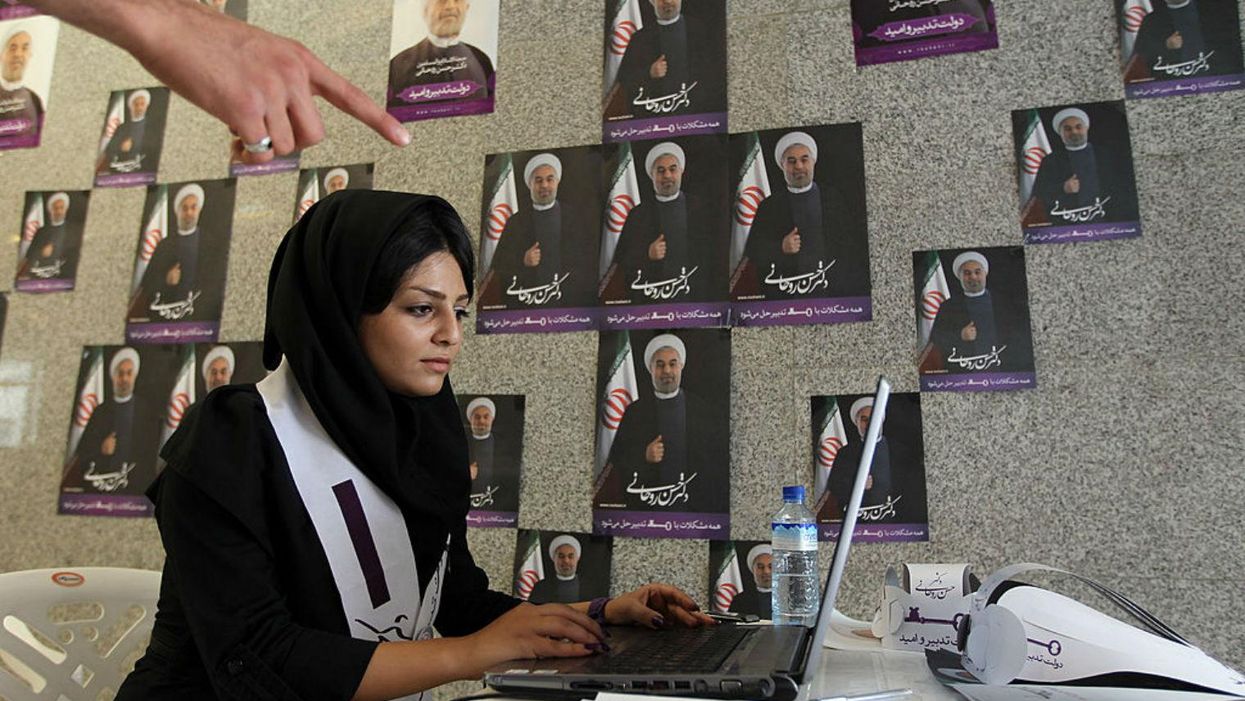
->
xmin=118 ymin=191 xmax=711 ymax=701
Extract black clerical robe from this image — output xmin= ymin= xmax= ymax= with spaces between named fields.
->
xmin=612 ymin=14 xmax=726 ymax=118
xmin=489 ymin=202 xmax=591 ymax=307
xmin=101 ymin=119 xmax=150 ymax=174
xmin=468 ymin=431 xmax=520 ymax=513
xmin=1134 ymin=0 xmax=1244 ymax=78
xmin=609 ymin=192 xmax=716 ymax=304
xmin=527 ymin=575 xmax=582 ymax=605
xmin=741 ymin=183 xmax=870 ymax=298
xmin=0 ymin=85 xmax=43 ymax=136
xmin=1032 ymin=145 xmax=1138 ymax=224
xmin=927 ymin=289 xmax=1033 ymax=372
xmin=21 ymin=221 xmax=76 ymax=279
xmin=131 ymin=228 xmax=227 ymax=323
xmin=116 ymin=387 xmax=520 ymax=701
xmin=64 ymin=396 xmax=160 ymax=496
xmin=387 ymin=38 xmax=495 ymax=106
xmin=827 ymin=436 xmax=894 ymax=519
xmin=600 ymin=388 xmax=727 ymax=513
xmin=730 ymin=585 xmax=772 ymax=620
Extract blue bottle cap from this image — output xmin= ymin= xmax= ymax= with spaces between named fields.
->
xmin=782 ymin=485 xmax=804 ymax=502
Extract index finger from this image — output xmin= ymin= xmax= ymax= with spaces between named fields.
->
xmin=308 ymin=59 xmax=411 ymax=147
xmin=540 ymin=603 xmax=606 ymax=641
xmin=648 ymin=583 xmax=701 ymax=612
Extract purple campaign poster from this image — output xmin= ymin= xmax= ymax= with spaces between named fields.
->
xmin=14 ymin=190 xmax=89 ymax=293
xmin=1013 ymin=101 xmax=1142 ymax=245
xmin=293 ymin=164 xmax=374 ymax=223
xmin=602 ymin=0 xmax=727 ymax=143
xmin=230 ymin=150 xmax=300 ymax=177
xmin=709 ymin=540 xmax=772 ymax=619
xmin=0 ymin=16 xmax=57 ymax=151
xmin=592 ymin=328 xmax=730 ymax=539
xmin=94 ymin=87 xmax=170 ymax=188
xmin=914 ymin=246 xmax=1036 ymax=393
xmin=1118 ymin=0 xmax=1245 ymax=99
xmin=0 ymin=2 xmax=38 ymax=20
xmin=386 ymin=0 xmax=499 ymax=122
xmin=851 ymin=0 xmax=998 ymax=67
xmin=513 ymin=530 xmax=612 ymax=604
xmin=458 ymin=394 xmax=525 ymax=528
xmin=812 ymin=393 xmax=929 ymax=543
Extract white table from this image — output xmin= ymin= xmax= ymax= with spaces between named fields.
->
xmin=807 ymin=649 xmax=959 ymax=701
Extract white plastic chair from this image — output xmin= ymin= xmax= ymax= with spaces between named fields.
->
xmin=0 ymin=567 xmax=160 ymax=700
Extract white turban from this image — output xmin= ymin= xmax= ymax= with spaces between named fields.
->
xmin=175 ymin=183 xmax=206 ymax=210
xmin=465 ymin=396 xmax=496 ymax=418
xmin=774 ymin=131 xmax=818 ymax=167
xmin=643 ymin=334 xmax=686 ymax=372
xmin=746 ymin=543 xmax=772 ymax=572
xmin=644 ymin=142 xmax=685 ymax=178
xmin=523 ymin=153 xmax=562 ymax=184
xmin=849 ymin=397 xmax=874 ymax=427
xmin=109 ymin=347 xmax=140 ymax=377
xmin=322 ymin=167 xmax=350 ymax=191
xmin=2 ymin=25 xmax=31 ymax=53
xmin=201 ymin=345 xmax=235 ymax=381
xmin=548 ymin=534 xmax=581 ymax=561
xmin=951 ymin=251 xmax=989 ymax=280
xmin=46 ymin=192 xmax=69 ymax=212
xmin=127 ymin=89 xmax=151 ymax=112
xmin=1051 ymin=107 xmax=1090 ymax=133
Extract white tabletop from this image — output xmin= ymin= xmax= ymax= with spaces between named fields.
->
xmin=807 ymin=649 xmax=959 ymax=701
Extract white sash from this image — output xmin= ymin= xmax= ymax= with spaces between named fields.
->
xmin=257 ymin=360 xmax=447 ymax=687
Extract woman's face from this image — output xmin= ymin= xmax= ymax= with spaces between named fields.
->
xmin=358 ymin=251 xmax=470 ymax=397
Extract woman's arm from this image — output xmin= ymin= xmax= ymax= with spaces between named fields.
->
xmin=23 ymin=0 xmax=409 ymax=161
xmin=571 ymin=584 xmax=717 ymax=629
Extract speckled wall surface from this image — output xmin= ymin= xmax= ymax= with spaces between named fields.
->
xmin=0 ymin=0 xmax=1242 ymax=692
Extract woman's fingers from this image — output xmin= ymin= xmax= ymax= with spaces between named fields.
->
xmin=538 ymin=604 xmax=606 ymax=641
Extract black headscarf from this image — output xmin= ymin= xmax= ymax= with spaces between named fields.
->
xmin=262 ymin=190 xmax=471 ymax=580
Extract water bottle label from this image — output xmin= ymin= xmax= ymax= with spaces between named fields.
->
xmin=771 ymin=522 xmax=817 ymax=551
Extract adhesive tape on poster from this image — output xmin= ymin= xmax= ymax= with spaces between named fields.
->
xmin=961 ymin=604 xmax=1028 ymax=684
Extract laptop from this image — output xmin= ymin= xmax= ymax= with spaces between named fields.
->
xmin=485 ymin=377 xmax=894 ymax=701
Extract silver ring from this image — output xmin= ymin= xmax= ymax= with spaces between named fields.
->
xmin=243 ymin=136 xmax=273 ymax=154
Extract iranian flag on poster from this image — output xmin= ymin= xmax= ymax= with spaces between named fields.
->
xmin=604 ymin=0 xmax=644 ymax=97
xmin=295 ymin=170 xmax=320 ymax=223
xmin=482 ymin=154 xmax=518 ymax=274
xmin=595 ymin=332 xmax=639 ymax=478
xmin=713 ymin=545 xmax=744 ymax=613
xmin=99 ymin=91 xmax=125 ymax=153
xmin=19 ymin=192 xmax=44 ymax=259
xmin=1018 ymin=109 xmax=1052 ymax=206
xmin=918 ymin=251 xmax=951 ymax=348
xmin=515 ymin=531 xmax=545 ymax=601
xmin=731 ymin=132 xmax=772 ymax=272
xmin=66 ymin=348 xmax=105 ymax=459
xmin=160 ymin=347 xmax=196 ymax=449
xmin=1120 ymin=0 xmax=1153 ymax=61
xmin=815 ymin=399 xmax=848 ymax=502
xmin=600 ymin=142 xmax=641 ymax=277
xmin=132 ymin=185 xmax=169 ymax=294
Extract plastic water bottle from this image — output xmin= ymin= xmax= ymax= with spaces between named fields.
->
xmin=771 ymin=485 xmax=819 ymax=626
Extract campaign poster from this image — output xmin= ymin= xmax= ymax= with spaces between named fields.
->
xmin=709 ymin=540 xmax=772 ymax=620
xmin=1118 ymin=0 xmax=1245 ymax=99
xmin=230 ymin=149 xmax=300 ymax=177
xmin=0 ymin=16 xmax=58 ymax=150
xmin=0 ymin=2 xmax=38 ymax=20
xmin=14 ymin=190 xmax=89 ymax=293
xmin=0 ymin=291 xmax=7 ymax=355
xmin=194 ymin=341 xmax=267 ymax=397
xmin=513 ymin=530 xmax=612 ymax=604
xmin=812 ymin=392 xmax=929 ymax=543
xmin=94 ymin=87 xmax=170 ymax=188
xmin=475 ymin=147 xmax=602 ymax=334
xmin=293 ymin=163 xmax=375 ymax=223
xmin=602 ymin=0 xmax=727 ymax=142
xmin=851 ymin=0 xmax=998 ymax=66
xmin=199 ymin=0 xmax=248 ymax=21
xmin=457 ymin=393 xmax=524 ymax=527
xmin=592 ymin=328 xmax=730 ymax=539
xmin=58 ymin=344 xmax=182 ymax=517
xmin=387 ymin=0 xmax=499 ymax=122
xmin=126 ymin=180 xmax=236 ymax=345
xmin=729 ymin=124 xmax=872 ymax=326
xmin=598 ymin=136 xmax=731 ymax=329
xmin=1014 ymin=101 xmax=1142 ymax=244
xmin=914 ymin=246 xmax=1036 ymax=392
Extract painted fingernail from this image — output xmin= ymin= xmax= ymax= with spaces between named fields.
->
xmin=652 ymin=615 xmax=665 ymax=627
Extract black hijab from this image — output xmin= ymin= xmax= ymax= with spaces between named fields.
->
xmin=261 ymin=190 xmax=472 ymax=581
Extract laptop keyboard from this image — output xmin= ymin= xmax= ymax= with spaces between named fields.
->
xmin=600 ymin=626 xmax=753 ymax=674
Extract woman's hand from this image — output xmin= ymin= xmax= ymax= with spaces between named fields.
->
xmin=463 ymin=602 xmax=607 ymax=674
xmin=605 ymin=583 xmax=716 ymax=629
